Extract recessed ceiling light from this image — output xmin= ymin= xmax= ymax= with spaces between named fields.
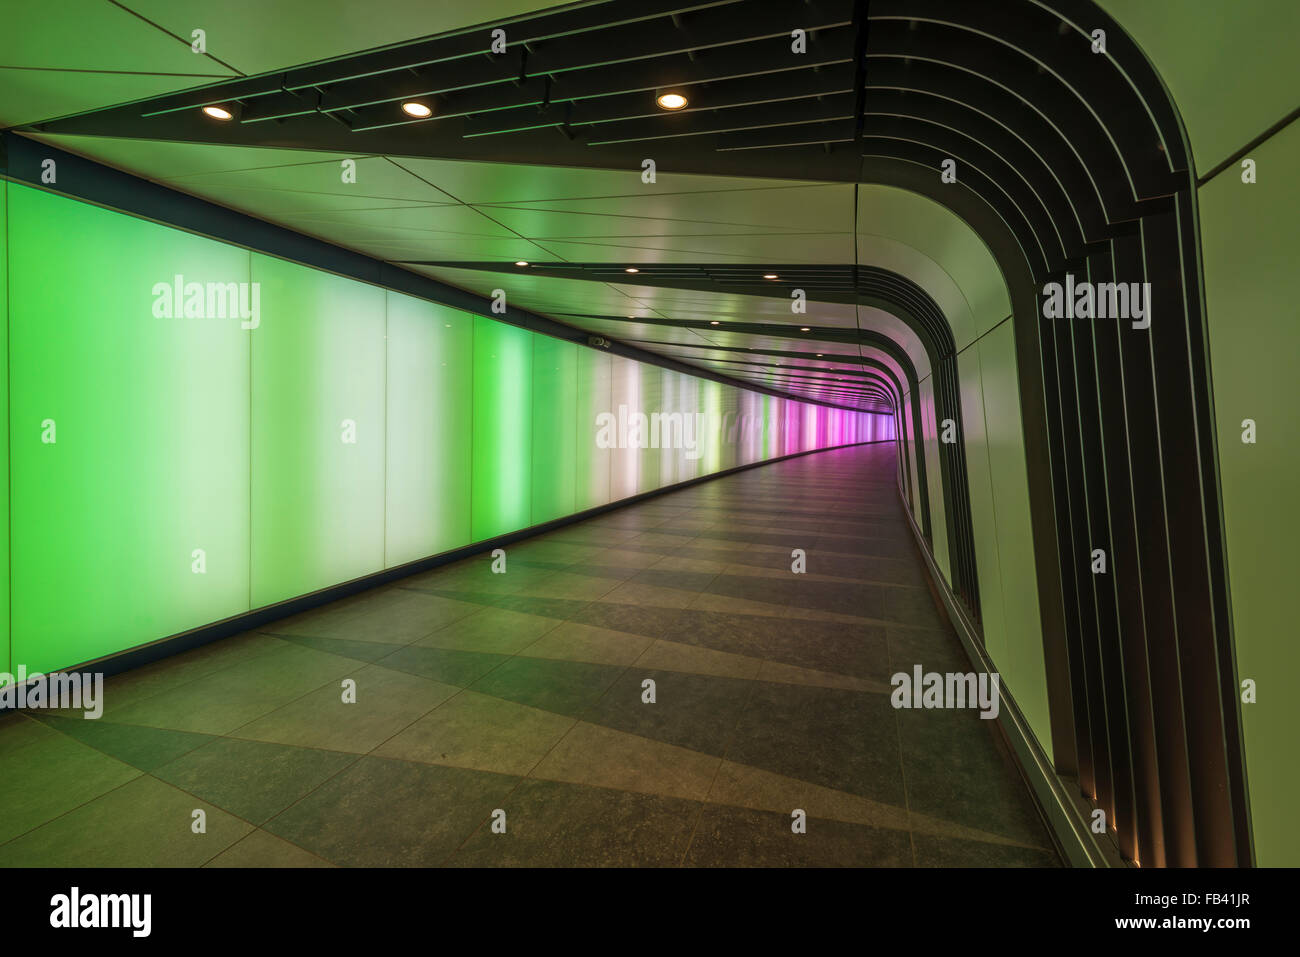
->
xmin=656 ymin=92 xmax=688 ymax=111
xmin=624 ymin=267 xmax=639 ymax=273
xmin=202 ymin=105 xmax=233 ymax=121
xmin=514 ymin=260 xmax=529 ymax=266
xmin=402 ymin=101 xmax=433 ymax=118
xmin=763 ymin=273 xmax=779 ymax=280
xmin=800 ymin=327 xmax=810 ymax=332
xmin=710 ymin=321 xmax=720 ymax=325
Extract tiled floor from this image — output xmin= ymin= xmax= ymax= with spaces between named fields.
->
xmin=0 ymin=443 xmax=1059 ymax=867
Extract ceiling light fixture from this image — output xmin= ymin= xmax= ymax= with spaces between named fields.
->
xmin=514 ymin=260 xmax=529 ymax=266
xmin=624 ymin=267 xmax=639 ymax=273
xmin=800 ymin=327 xmax=810 ymax=332
xmin=763 ymin=273 xmax=779 ymax=279
xmin=656 ymin=92 xmax=688 ymax=111
xmin=202 ymin=105 xmax=233 ymax=121
xmin=710 ymin=321 xmax=720 ymax=325
xmin=402 ymin=101 xmax=433 ymax=118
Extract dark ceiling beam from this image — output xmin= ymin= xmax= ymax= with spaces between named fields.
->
xmin=865 ymin=65 xmax=1101 ymax=241
xmin=26 ymin=0 xmax=1187 ymax=242
xmin=714 ymin=375 xmax=893 ymax=410
xmin=731 ymin=367 xmax=892 ymax=394
xmin=716 ymin=120 xmax=855 ymax=151
xmin=411 ymin=261 xmax=950 ymax=430
xmin=462 ymin=64 xmax=856 ymax=138
xmin=868 ymin=15 xmax=1148 ymax=217
xmin=22 ymin=107 xmax=865 ymax=182
xmin=716 ymin=363 xmax=896 ymax=399
xmin=679 ymin=362 xmax=885 ymax=396
xmin=584 ymin=92 xmax=857 ymax=145
xmin=417 ymin=262 xmax=956 ymax=359
xmin=699 ymin=350 xmax=896 ymax=381
xmin=866 ymin=89 xmax=1086 ymax=252
xmin=647 ymin=336 xmax=912 ymax=401
xmin=408 ymin=262 xmax=908 ymax=299
xmin=573 ymin=330 xmax=899 ymax=410
xmin=245 ymin=32 xmax=856 ymax=128
xmin=1047 ymin=0 xmax=1189 ymax=172
xmin=287 ymin=0 xmax=754 ymax=91
xmin=859 ymin=138 xmax=1051 ymax=279
xmin=131 ymin=0 xmax=733 ymax=118
xmin=881 ymin=0 xmax=1183 ymax=188
xmin=491 ymin=1 xmax=852 ymax=79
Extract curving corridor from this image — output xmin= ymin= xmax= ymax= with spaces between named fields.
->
xmin=0 ymin=0 xmax=1293 ymax=880
xmin=0 ymin=444 xmax=1056 ymax=867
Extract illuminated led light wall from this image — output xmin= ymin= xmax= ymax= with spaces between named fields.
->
xmin=0 ymin=181 xmax=889 ymax=676
xmin=251 ymin=253 xmax=387 ymax=608
xmin=384 ymin=294 xmax=473 ymax=567
xmin=574 ymin=348 xmax=612 ymax=511
xmin=531 ymin=334 xmax=579 ymax=526
xmin=471 ymin=316 xmax=533 ymax=541
xmin=9 ymin=185 xmax=252 ymax=675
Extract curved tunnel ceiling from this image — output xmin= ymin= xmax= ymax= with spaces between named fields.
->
xmin=16 ymin=0 xmax=1164 ymax=417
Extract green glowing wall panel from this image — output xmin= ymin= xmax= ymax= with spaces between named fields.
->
xmin=701 ymin=379 xmax=723 ymax=475
xmin=1199 ymin=119 xmax=1300 ymax=867
xmin=531 ymin=334 xmax=578 ymax=525
xmin=471 ymin=316 xmax=532 ymax=541
xmin=657 ymin=369 xmax=682 ymax=489
xmin=683 ymin=370 xmax=705 ymax=484
xmin=678 ymin=375 xmax=703 ymax=476
xmin=636 ymin=363 xmax=664 ymax=495
xmin=718 ymin=389 xmax=740 ymax=472
xmin=742 ymin=387 xmax=758 ymax=457
xmin=677 ymin=372 xmax=702 ymax=485
xmin=608 ymin=356 xmax=639 ymax=501
xmin=574 ymin=348 xmax=612 ymax=511
xmin=385 ymin=293 xmax=473 ymax=566
xmin=8 ymin=184 xmax=251 ymax=673
xmin=0 ymin=182 xmax=880 ymax=678
xmin=250 ymin=253 xmax=385 ymax=607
